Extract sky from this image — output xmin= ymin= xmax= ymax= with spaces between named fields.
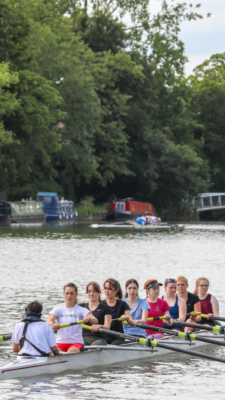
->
xmin=150 ymin=0 xmax=225 ymax=76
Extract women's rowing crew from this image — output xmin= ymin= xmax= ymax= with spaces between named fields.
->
xmin=11 ymin=276 xmax=220 ymax=357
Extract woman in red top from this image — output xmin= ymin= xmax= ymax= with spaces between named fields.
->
xmin=144 ymin=279 xmax=172 ymax=338
xmin=194 ymin=277 xmax=220 ymax=326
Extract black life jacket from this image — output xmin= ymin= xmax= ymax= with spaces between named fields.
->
xmin=19 ymin=317 xmax=50 ymax=357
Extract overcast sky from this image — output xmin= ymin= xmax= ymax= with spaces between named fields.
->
xmin=149 ymin=0 xmax=225 ymax=76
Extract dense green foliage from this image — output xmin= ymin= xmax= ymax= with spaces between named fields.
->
xmin=0 ymin=0 xmax=221 ymax=211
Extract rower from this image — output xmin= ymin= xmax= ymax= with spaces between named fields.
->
xmin=136 ymin=214 xmax=147 ymax=225
xmin=103 ymin=278 xmax=135 ymax=345
xmin=177 ymin=276 xmax=201 ymax=331
xmin=79 ymin=281 xmax=112 ymax=346
xmin=194 ymin=277 xmax=220 ymax=326
xmin=48 ymin=282 xmax=98 ymax=353
xmin=144 ymin=279 xmax=172 ymax=338
xmin=12 ymin=301 xmax=59 ymax=356
xmin=123 ymin=279 xmax=150 ymax=337
xmin=162 ymin=278 xmax=186 ymax=331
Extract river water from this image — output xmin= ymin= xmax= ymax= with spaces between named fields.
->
xmin=0 ymin=222 xmax=225 ymax=399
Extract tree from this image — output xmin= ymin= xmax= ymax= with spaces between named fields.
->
xmin=188 ymin=53 xmax=225 ymax=191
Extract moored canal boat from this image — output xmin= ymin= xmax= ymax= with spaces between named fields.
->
xmin=106 ymin=198 xmax=154 ymax=221
xmin=36 ymin=192 xmax=78 ymax=221
xmin=0 ymin=200 xmax=46 ymax=224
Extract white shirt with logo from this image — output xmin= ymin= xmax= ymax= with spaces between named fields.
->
xmin=50 ymin=304 xmax=90 ymax=344
xmin=12 ymin=321 xmax=56 ymax=356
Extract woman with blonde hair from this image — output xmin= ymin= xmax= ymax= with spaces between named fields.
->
xmin=194 ymin=277 xmax=220 ymax=326
xmin=176 ymin=276 xmax=201 ymax=331
xmin=144 ymin=279 xmax=172 ymax=337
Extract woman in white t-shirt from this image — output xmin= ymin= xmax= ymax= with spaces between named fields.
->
xmin=48 ymin=283 xmax=98 ymax=353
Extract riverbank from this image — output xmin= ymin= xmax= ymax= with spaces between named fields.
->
xmin=76 ymin=197 xmax=109 ymax=221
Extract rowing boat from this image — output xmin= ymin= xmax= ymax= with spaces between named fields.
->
xmin=0 ymin=332 xmax=223 ymax=380
xmin=91 ymin=222 xmax=184 ymax=230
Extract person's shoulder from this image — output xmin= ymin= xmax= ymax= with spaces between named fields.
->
xmin=189 ymin=292 xmax=200 ymax=302
xmin=78 ymin=303 xmax=89 ymax=309
xmin=75 ymin=304 xmax=88 ymax=311
xmin=14 ymin=321 xmax=24 ymax=331
xmin=138 ymin=298 xmax=150 ymax=307
xmin=50 ymin=304 xmax=64 ymax=314
xmin=102 ymin=299 xmax=107 ymax=305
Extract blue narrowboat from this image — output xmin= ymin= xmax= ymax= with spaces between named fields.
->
xmin=36 ymin=192 xmax=78 ymax=221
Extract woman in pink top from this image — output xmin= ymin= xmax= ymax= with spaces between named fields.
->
xmin=194 ymin=277 xmax=220 ymax=326
xmin=144 ymin=279 xmax=172 ymax=338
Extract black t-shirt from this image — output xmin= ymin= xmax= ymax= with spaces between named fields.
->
xmin=79 ymin=302 xmax=112 ymax=337
xmin=102 ymin=299 xmax=130 ymax=336
xmin=186 ymin=292 xmax=200 ymax=315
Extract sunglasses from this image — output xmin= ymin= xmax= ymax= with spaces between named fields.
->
xmin=165 ymin=279 xmax=177 ymax=284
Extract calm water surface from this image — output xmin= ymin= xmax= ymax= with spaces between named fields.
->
xmin=0 ymin=222 xmax=225 ymax=399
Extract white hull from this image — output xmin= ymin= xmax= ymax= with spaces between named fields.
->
xmin=91 ymin=223 xmax=184 ymax=230
xmin=0 ymin=333 xmax=223 ymax=380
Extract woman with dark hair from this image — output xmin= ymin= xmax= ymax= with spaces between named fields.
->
xmin=103 ymin=278 xmax=135 ymax=345
xmin=123 ymin=279 xmax=150 ymax=337
xmin=48 ymin=283 xmax=98 ymax=353
xmin=12 ymin=301 xmax=59 ymax=357
xmin=162 ymin=278 xmax=186 ymax=331
xmin=79 ymin=282 xmax=112 ymax=346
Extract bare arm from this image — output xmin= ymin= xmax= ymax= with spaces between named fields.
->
xmin=211 ymin=295 xmax=219 ymax=315
xmin=190 ymin=301 xmax=201 ymax=322
xmin=83 ymin=312 xmax=98 ymax=325
xmin=47 ymin=314 xmax=60 ymax=330
xmin=91 ymin=314 xmax=112 ymax=332
xmin=177 ymin=297 xmax=187 ymax=322
xmin=50 ymin=345 xmax=59 ymax=356
xmin=121 ymin=309 xmax=134 ymax=326
xmin=13 ymin=343 xmax=20 ymax=353
xmin=133 ymin=308 xmax=149 ymax=325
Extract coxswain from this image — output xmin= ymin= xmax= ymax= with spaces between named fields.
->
xmin=194 ymin=277 xmax=220 ymax=326
xmin=79 ymin=281 xmax=112 ymax=346
xmin=103 ymin=278 xmax=135 ymax=345
xmin=162 ymin=278 xmax=186 ymax=331
xmin=48 ymin=282 xmax=98 ymax=353
xmin=123 ymin=279 xmax=150 ymax=337
xmin=176 ymin=276 xmax=201 ymax=331
xmin=136 ymin=214 xmax=147 ymax=225
xmin=12 ymin=300 xmax=59 ymax=356
xmin=144 ymin=279 xmax=172 ymax=338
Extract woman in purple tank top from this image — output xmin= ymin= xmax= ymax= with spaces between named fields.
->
xmin=194 ymin=277 xmax=220 ymax=326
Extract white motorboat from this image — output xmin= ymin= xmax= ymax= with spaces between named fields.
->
xmin=0 ymin=332 xmax=223 ymax=380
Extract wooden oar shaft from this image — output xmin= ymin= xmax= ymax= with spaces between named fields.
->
xmin=82 ymin=325 xmax=225 ymax=364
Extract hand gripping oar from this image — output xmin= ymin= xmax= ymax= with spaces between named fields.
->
xmin=187 ymin=312 xmax=225 ymax=323
xmin=134 ymin=322 xmax=225 ymax=348
xmin=171 ymin=320 xmax=225 ymax=334
xmin=83 ymin=325 xmax=225 ymax=365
